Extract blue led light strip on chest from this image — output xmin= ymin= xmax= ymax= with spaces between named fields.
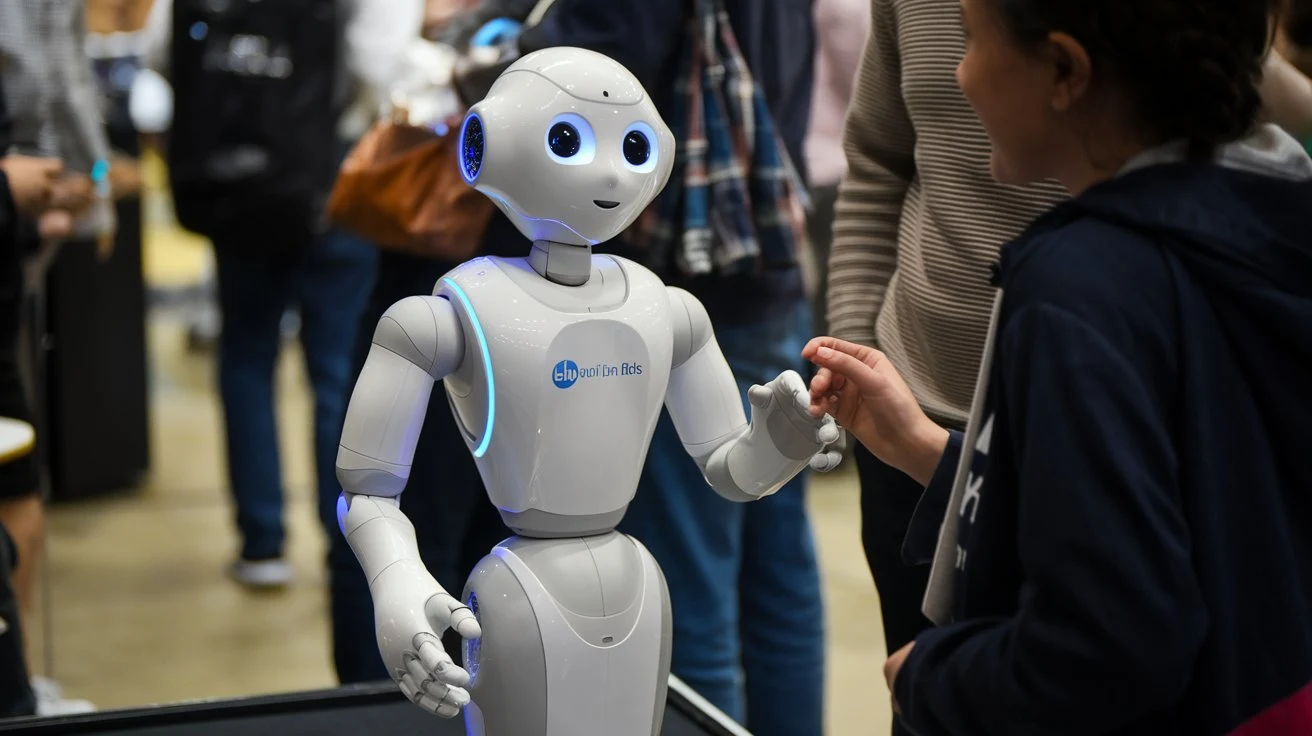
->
xmin=442 ymin=278 xmax=495 ymax=457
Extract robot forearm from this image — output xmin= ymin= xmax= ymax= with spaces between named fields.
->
xmin=664 ymin=287 xmax=836 ymax=502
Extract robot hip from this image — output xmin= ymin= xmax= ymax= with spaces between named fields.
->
xmin=460 ymin=532 xmax=673 ymax=736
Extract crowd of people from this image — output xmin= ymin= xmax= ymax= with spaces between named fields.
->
xmin=0 ymin=0 xmax=1309 ymax=734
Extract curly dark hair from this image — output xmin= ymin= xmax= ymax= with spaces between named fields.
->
xmin=991 ymin=0 xmax=1281 ymax=154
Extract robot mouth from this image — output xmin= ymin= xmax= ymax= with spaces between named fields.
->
xmin=593 ymin=200 xmax=620 ymax=210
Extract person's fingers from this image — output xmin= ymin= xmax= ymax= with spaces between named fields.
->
xmin=811 ymin=346 xmax=885 ymax=395
xmin=804 ymin=336 xmax=877 ymax=365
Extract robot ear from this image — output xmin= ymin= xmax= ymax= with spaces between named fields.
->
xmin=460 ymin=112 xmax=486 ymax=184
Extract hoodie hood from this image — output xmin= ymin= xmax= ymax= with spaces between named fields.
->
xmin=1004 ymin=122 xmax=1312 ymax=454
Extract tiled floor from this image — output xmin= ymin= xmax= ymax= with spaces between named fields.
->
xmin=23 ymin=153 xmax=893 ymax=734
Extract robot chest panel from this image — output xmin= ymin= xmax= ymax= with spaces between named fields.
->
xmin=438 ymin=259 xmax=674 ymax=506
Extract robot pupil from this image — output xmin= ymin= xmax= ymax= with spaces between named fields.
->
xmin=623 ymin=131 xmax=650 ymax=166
xmin=548 ymin=123 xmax=581 ymax=158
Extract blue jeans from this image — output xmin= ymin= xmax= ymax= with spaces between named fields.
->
xmin=214 ymin=228 xmax=378 ymax=561
xmin=618 ymin=298 xmax=826 ymax=736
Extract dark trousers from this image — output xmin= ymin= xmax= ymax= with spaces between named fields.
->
xmin=855 ymin=444 xmax=934 ymax=736
xmin=805 ymin=183 xmax=839 ymax=338
xmin=212 ymin=231 xmax=377 ymax=561
xmin=0 ymin=523 xmax=33 ymax=718
xmin=328 ymin=250 xmax=508 ymax=684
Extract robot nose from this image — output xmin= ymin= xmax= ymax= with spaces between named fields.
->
xmin=604 ymin=174 xmax=619 ymax=189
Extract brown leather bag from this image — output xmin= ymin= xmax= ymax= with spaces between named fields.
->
xmin=326 ymin=117 xmax=494 ymax=260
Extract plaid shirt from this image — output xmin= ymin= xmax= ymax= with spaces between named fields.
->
xmin=646 ymin=0 xmax=807 ymax=279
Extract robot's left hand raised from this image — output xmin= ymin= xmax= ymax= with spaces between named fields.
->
xmin=746 ymin=370 xmax=844 ymax=473
xmin=704 ymin=370 xmax=843 ymax=502
xmin=372 ymin=562 xmax=482 ymax=718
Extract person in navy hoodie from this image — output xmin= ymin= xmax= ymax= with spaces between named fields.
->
xmin=804 ymin=0 xmax=1312 ymax=734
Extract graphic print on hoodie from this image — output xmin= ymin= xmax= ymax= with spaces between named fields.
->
xmin=895 ymin=124 xmax=1312 ymax=736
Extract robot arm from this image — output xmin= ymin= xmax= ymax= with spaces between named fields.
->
xmin=334 ymin=295 xmax=478 ymax=718
xmin=664 ymin=288 xmax=841 ymax=503
xmin=337 ymin=295 xmax=465 ymax=496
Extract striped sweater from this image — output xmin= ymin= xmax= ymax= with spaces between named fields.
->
xmin=827 ymin=0 xmax=1067 ymax=425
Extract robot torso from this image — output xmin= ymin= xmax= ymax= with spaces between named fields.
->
xmin=435 ymin=254 xmax=674 ymax=536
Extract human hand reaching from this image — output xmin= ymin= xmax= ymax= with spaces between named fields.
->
xmin=0 ymin=155 xmax=63 ymax=215
xmin=802 ymin=337 xmax=948 ymax=486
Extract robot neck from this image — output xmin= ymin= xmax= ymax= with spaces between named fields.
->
xmin=529 ymin=240 xmax=593 ymax=286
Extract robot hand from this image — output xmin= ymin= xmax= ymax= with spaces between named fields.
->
xmin=703 ymin=369 xmax=843 ymax=502
xmin=746 ymin=370 xmax=844 ymax=473
xmin=372 ymin=562 xmax=482 ymax=718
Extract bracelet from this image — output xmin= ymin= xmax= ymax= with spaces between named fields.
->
xmin=91 ymin=158 xmax=111 ymax=198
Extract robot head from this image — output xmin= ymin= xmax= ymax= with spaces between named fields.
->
xmin=458 ymin=47 xmax=676 ymax=246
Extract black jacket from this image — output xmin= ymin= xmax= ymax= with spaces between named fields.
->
xmin=896 ymin=132 xmax=1312 ymax=735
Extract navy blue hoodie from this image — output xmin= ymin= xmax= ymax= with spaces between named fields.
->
xmin=894 ymin=126 xmax=1312 ymax=736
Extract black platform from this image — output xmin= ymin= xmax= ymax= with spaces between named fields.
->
xmin=0 ymin=679 xmax=745 ymax=735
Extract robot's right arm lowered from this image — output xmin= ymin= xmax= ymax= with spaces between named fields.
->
xmin=335 ymin=295 xmax=480 ymax=718
xmin=664 ymin=288 xmax=842 ymax=503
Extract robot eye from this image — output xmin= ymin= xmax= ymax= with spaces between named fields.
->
xmin=621 ymin=122 xmax=659 ymax=173
xmin=623 ymin=131 xmax=650 ymax=166
xmin=544 ymin=113 xmax=596 ymax=166
xmin=548 ymin=123 xmax=581 ymax=158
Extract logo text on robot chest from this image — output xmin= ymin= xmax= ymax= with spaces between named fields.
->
xmin=552 ymin=359 xmax=644 ymax=389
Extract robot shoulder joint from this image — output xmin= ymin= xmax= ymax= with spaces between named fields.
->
xmin=374 ymin=295 xmax=465 ymax=378
xmin=667 ymin=287 xmax=712 ymax=369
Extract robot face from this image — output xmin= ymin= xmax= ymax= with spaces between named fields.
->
xmin=459 ymin=47 xmax=676 ymax=246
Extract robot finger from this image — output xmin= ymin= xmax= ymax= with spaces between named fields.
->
xmin=817 ymin=420 xmax=842 ymax=446
xmin=810 ymin=450 xmax=843 ymax=473
xmin=747 ymin=383 xmax=774 ymax=409
xmin=425 ymin=593 xmax=483 ymax=640
xmin=418 ymin=638 xmax=470 ymax=688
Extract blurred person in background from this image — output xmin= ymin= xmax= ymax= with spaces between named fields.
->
xmin=0 ymin=0 xmax=119 ymax=714
xmin=828 ymin=10 xmax=1312 ymax=736
xmin=804 ymin=0 xmax=869 ymax=339
xmin=136 ymin=0 xmax=465 ymax=590
xmin=0 ymin=76 xmax=63 ymax=722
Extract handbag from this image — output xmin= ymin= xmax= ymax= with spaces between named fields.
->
xmin=326 ymin=109 xmax=493 ymax=260
xmin=325 ymin=0 xmax=559 ymax=260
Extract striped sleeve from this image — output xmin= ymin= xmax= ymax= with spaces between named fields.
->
xmin=825 ymin=0 xmax=914 ymax=347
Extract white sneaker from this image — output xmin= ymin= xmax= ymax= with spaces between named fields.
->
xmin=228 ymin=558 xmax=293 ymax=589
xmin=31 ymin=677 xmax=96 ymax=716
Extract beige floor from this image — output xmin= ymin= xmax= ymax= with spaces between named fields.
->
xmin=23 ymin=156 xmax=893 ymax=734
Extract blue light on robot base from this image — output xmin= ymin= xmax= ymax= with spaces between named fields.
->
xmin=442 ymin=278 xmax=495 ymax=457
xmin=336 ymin=493 xmax=348 ymax=536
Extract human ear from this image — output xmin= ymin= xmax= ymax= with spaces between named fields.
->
xmin=1044 ymin=32 xmax=1093 ymax=113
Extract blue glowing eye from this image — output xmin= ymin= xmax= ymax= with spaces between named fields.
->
xmin=548 ymin=123 xmax=580 ymax=158
xmin=621 ymin=122 xmax=659 ymax=173
xmin=544 ymin=113 xmax=595 ymax=166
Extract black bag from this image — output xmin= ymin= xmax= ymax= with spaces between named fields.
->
xmin=167 ymin=0 xmax=344 ymax=246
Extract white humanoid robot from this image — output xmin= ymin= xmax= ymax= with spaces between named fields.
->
xmin=335 ymin=46 xmax=842 ymax=736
